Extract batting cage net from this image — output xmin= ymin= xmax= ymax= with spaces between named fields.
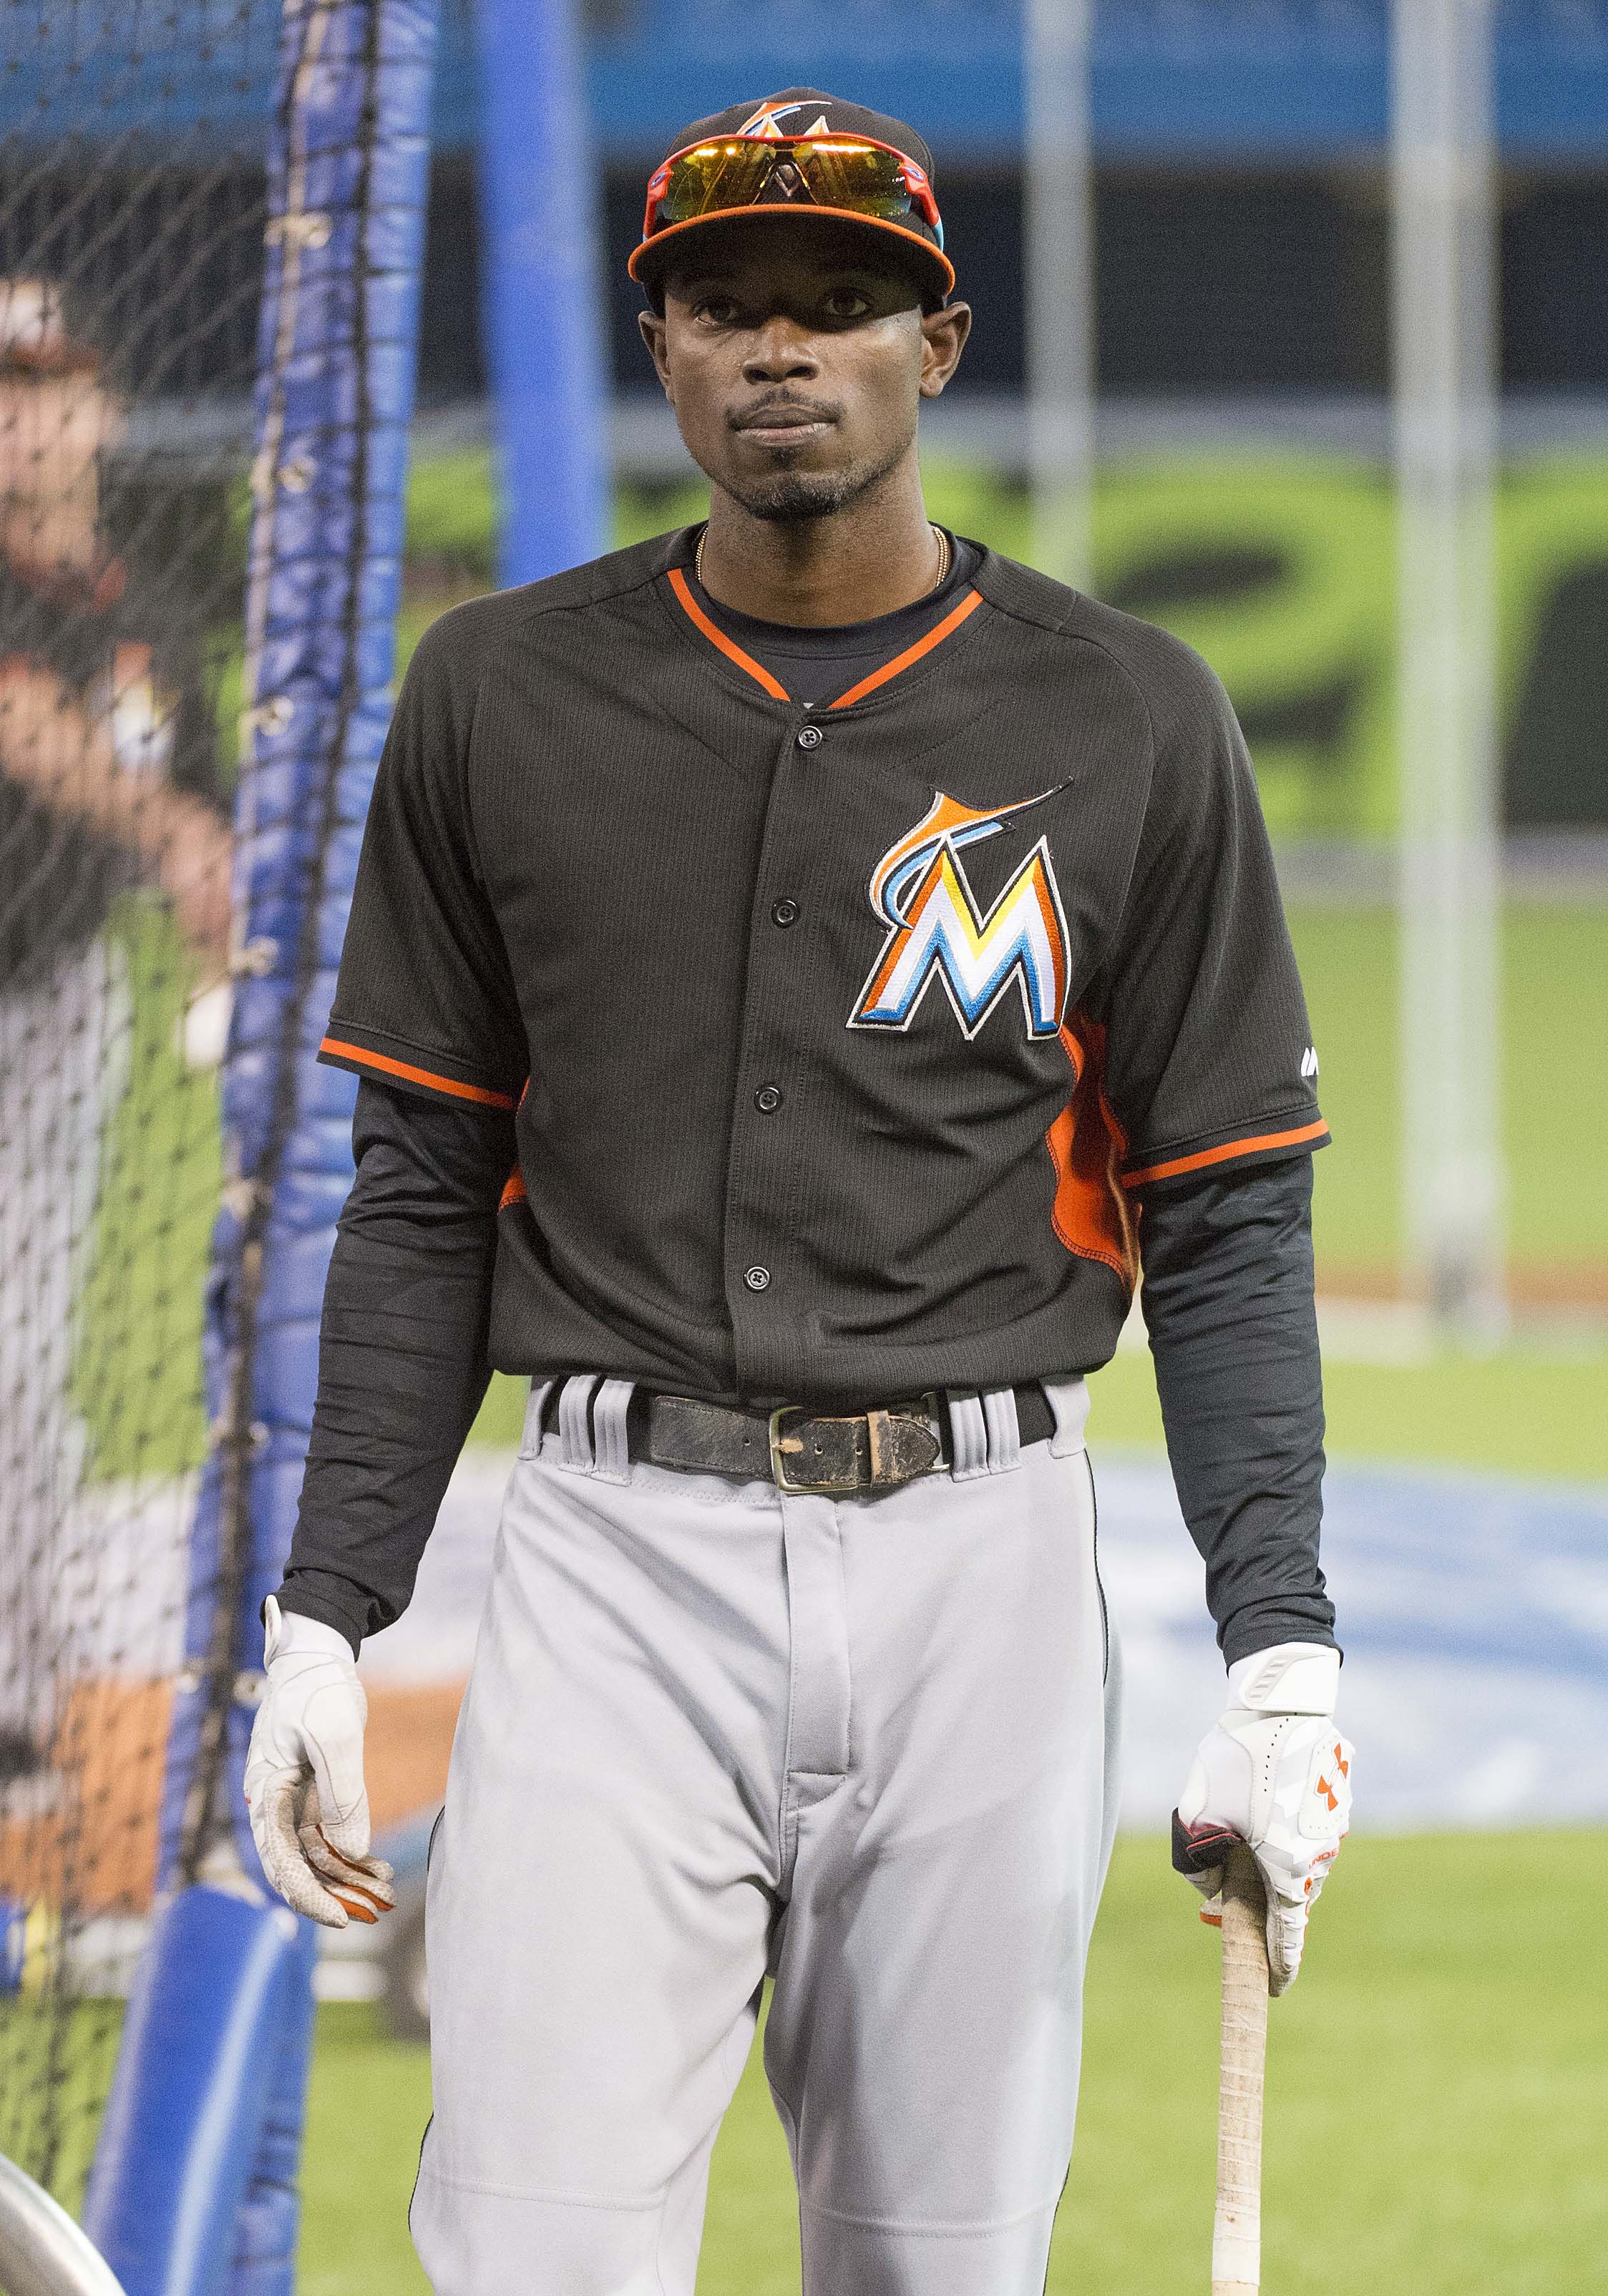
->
xmin=0 ymin=1 xmax=275 ymax=2198
xmin=0 ymin=3 xmax=435 ymax=2239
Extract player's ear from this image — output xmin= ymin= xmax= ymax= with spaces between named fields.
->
xmin=918 ymin=298 xmax=971 ymax=399
xmin=638 ymin=306 xmax=673 ymax=401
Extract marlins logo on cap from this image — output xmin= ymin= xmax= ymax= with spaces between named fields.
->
xmin=738 ymin=99 xmax=833 ymax=140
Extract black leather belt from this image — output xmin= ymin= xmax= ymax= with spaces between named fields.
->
xmin=542 ymin=1382 xmax=1056 ymax=1495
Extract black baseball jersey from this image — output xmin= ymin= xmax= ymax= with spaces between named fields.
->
xmin=0 ymin=547 xmax=220 ymax=990
xmin=317 ymin=527 xmax=1327 ymax=1411
xmin=0 ymin=555 xmax=141 ymax=988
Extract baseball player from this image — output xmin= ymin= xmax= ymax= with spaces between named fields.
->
xmin=245 ymin=89 xmax=1353 ymax=2295
xmin=0 ymin=277 xmax=230 ymax=1778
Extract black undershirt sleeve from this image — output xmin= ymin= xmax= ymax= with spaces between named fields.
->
xmin=277 ymin=1077 xmax=512 ymax=1653
xmin=1136 ymin=1152 xmax=1336 ymax=1666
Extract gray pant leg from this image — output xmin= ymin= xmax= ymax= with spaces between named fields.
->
xmin=0 ymin=939 xmax=129 ymax=1746
xmin=763 ymin=1438 xmax=1118 ymax=2296
xmin=411 ymin=1424 xmax=789 ymax=2295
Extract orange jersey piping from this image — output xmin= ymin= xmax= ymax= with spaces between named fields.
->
xmin=1123 ymin=1118 xmax=1330 ymax=1188
xmin=319 ymin=1035 xmax=516 ymax=1111
xmin=1044 ymin=1017 xmax=1138 ymax=1288
xmin=669 ymin=567 xmax=984 ymax=710
xmin=828 ymin=587 xmax=983 ymax=709
xmin=499 ymin=1166 xmax=527 ymax=1211
xmin=667 ymin=567 xmax=789 ymax=698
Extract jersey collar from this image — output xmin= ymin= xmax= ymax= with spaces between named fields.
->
xmin=661 ymin=532 xmax=985 ymax=712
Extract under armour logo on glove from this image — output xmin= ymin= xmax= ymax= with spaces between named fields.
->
xmin=1315 ymin=1742 xmax=1350 ymax=1812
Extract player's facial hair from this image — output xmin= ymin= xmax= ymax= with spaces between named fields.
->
xmin=720 ymin=418 xmax=916 ymax=524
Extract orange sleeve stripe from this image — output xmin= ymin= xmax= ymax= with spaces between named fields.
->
xmin=1121 ymin=1118 xmax=1330 ymax=1188
xmin=829 ymin=587 xmax=983 ymax=709
xmin=667 ymin=567 xmax=791 ymax=700
xmin=319 ymin=1037 xmax=517 ymax=1110
xmin=499 ymin=1166 xmax=527 ymax=1211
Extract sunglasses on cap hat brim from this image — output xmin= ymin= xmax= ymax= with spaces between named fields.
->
xmin=630 ymin=132 xmax=955 ymax=300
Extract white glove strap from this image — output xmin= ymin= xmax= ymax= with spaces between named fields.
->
xmin=263 ymin=1593 xmax=355 ymax=1669
xmin=1226 ymin=1640 xmax=1339 ymax=1716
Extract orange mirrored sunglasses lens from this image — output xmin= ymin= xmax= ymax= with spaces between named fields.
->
xmin=658 ymin=140 xmax=917 ymax=226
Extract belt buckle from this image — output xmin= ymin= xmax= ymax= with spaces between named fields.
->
xmin=768 ymin=1394 xmax=945 ymax=1495
xmin=768 ymin=1405 xmax=847 ymax=1495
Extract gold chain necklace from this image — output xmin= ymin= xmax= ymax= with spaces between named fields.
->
xmin=694 ymin=522 xmax=952 ymax=598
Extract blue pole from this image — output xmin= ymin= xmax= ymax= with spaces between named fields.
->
xmin=475 ymin=0 xmax=608 ymax=585
xmin=83 ymin=7 xmax=439 ymax=2290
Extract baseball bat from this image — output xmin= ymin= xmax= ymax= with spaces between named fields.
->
xmin=1212 ymin=1842 xmax=1270 ymax=2295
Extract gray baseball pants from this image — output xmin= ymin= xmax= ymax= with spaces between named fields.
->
xmin=411 ymin=1374 xmax=1121 ymax=2295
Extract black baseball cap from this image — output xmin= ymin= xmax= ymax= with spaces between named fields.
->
xmin=629 ymin=87 xmax=954 ymax=308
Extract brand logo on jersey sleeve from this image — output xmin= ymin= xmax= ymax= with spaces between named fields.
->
xmin=849 ymin=790 xmax=1071 ymax=1039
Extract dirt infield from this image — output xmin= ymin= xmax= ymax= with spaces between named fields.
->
xmin=361 ymin=1679 xmax=462 ymax=1831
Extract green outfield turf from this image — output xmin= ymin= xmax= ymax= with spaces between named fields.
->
xmin=73 ymin=902 xmax=221 ymax=1482
xmin=296 ymin=1827 xmax=1608 ymax=2296
xmin=1290 ymin=899 xmax=1608 ymax=1284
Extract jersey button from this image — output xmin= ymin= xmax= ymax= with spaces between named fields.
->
xmin=771 ymin=897 xmax=799 ymax=928
xmin=755 ymin=1085 xmax=782 ymax=1113
xmin=744 ymin=1264 xmax=771 ymax=1291
xmin=796 ymin=723 xmax=824 ymax=750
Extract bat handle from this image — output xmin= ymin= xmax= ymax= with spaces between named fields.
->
xmin=1212 ymin=1840 xmax=1269 ymax=2295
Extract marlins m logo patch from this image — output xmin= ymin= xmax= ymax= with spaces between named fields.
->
xmin=849 ymin=790 xmax=1071 ymax=1039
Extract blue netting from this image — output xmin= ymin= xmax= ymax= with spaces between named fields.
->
xmin=84 ymin=7 xmax=439 ymax=2287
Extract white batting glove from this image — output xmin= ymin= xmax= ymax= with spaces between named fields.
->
xmin=1171 ymin=1641 xmax=1353 ymax=1996
xmin=243 ymin=1595 xmax=395 ymax=1930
